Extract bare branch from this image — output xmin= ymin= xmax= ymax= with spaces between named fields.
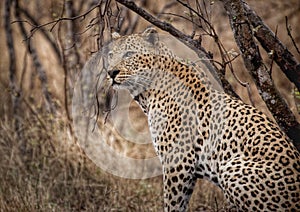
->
xmin=285 ymin=16 xmax=300 ymax=55
xmin=57 ymin=0 xmax=78 ymax=138
xmin=243 ymin=2 xmax=300 ymax=92
xmin=65 ymin=0 xmax=82 ymax=69
xmin=173 ymin=0 xmax=246 ymax=95
xmin=123 ymin=0 xmax=147 ymax=34
xmin=15 ymin=0 xmax=56 ymax=114
xmin=15 ymin=6 xmax=61 ymax=62
xmin=176 ymin=0 xmax=214 ymax=36
xmin=5 ymin=0 xmax=20 ymax=128
xmin=22 ymin=1 xmax=102 ymax=40
xmin=176 ymin=0 xmax=255 ymax=104
xmin=221 ymin=0 xmax=300 ymax=150
xmin=156 ymin=1 xmax=177 ymax=18
xmin=115 ymin=0 xmax=237 ymax=98
xmin=5 ymin=0 xmax=17 ymax=95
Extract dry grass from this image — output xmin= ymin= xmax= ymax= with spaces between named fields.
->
xmin=0 ymin=107 xmax=228 ymax=211
xmin=0 ymin=111 xmax=161 ymax=211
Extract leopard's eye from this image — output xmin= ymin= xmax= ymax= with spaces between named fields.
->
xmin=108 ymin=52 xmax=113 ymax=59
xmin=123 ymin=51 xmax=136 ymax=58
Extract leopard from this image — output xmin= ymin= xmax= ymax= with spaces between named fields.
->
xmin=106 ymin=28 xmax=300 ymax=211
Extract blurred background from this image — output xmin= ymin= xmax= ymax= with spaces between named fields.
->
xmin=0 ymin=0 xmax=299 ymax=211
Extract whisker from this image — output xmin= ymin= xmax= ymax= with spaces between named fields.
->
xmin=128 ymin=76 xmax=152 ymax=88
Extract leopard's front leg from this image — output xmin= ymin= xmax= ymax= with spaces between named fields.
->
xmin=147 ymin=98 xmax=198 ymax=211
xmin=162 ymin=164 xmax=197 ymax=212
xmin=150 ymin=129 xmax=198 ymax=211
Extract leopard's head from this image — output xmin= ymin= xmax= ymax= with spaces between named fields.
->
xmin=108 ymin=52 xmax=159 ymax=95
xmin=106 ymin=28 xmax=162 ymax=70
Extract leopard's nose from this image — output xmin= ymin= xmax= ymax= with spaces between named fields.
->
xmin=108 ymin=70 xmax=120 ymax=79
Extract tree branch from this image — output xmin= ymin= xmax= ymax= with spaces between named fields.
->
xmin=16 ymin=6 xmax=61 ymax=62
xmin=5 ymin=0 xmax=20 ymax=122
xmin=15 ymin=0 xmax=56 ymax=114
xmin=57 ymin=0 xmax=76 ymax=138
xmin=19 ymin=1 xmax=102 ymax=40
xmin=221 ymin=0 xmax=300 ymax=150
xmin=115 ymin=0 xmax=238 ymax=98
xmin=243 ymin=2 xmax=300 ymax=92
xmin=65 ymin=0 xmax=81 ymax=68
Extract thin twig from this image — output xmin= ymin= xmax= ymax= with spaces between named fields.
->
xmin=285 ymin=16 xmax=300 ymax=55
xmin=176 ymin=0 xmax=213 ymax=34
xmin=223 ymin=48 xmax=254 ymax=105
xmin=229 ymin=68 xmax=253 ymax=105
xmin=21 ymin=1 xmax=102 ymax=40
xmin=175 ymin=0 xmax=232 ymax=76
xmin=156 ymin=1 xmax=177 ymax=18
xmin=268 ymin=26 xmax=279 ymax=77
xmin=160 ymin=12 xmax=203 ymax=30
xmin=115 ymin=0 xmax=237 ymax=98
xmin=14 ymin=7 xmax=61 ymax=61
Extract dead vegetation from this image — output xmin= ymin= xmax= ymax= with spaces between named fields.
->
xmin=0 ymin=112 xmax=226 ymax=211
xmin=0 ymin=112 xmax=164 ymax=211
xmin=1 ymin=0 xmax=299 ymax=211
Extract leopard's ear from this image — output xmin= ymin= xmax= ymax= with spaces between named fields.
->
xmin=112 ymin=32 xmax=121 ymax=40
xmin=142 ymin=27 xmax=159 ymax=45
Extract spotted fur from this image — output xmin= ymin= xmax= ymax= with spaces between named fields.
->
xmin=107 ymin=29 xmax=300 ymax=211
